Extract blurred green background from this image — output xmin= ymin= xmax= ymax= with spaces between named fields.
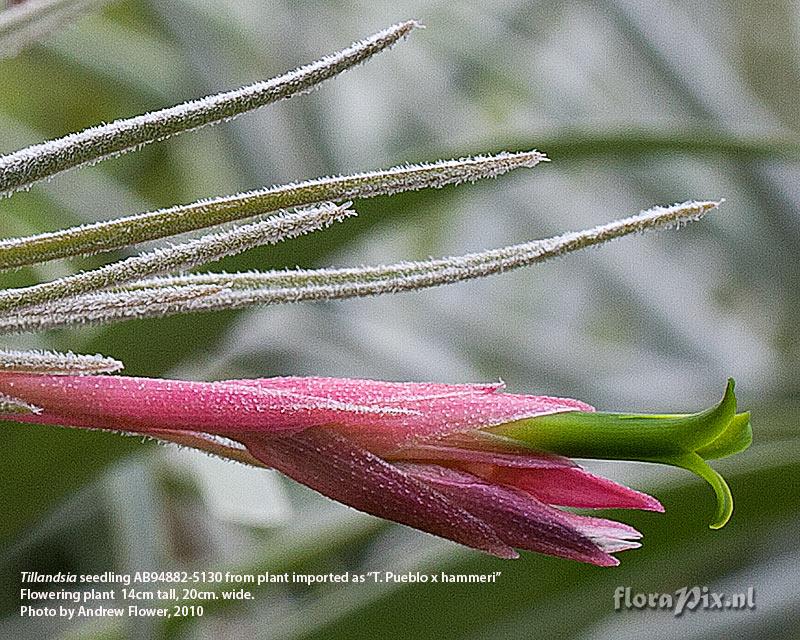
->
xmin=1 ymin=1 xmax=799 ymax=638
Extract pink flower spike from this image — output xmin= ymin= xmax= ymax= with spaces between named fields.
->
xmin=0 ymin=371 xmax=741 ymax=565
xmin=227 ymin=376 xmax=593 ymax=451
xmin=0 ymin=373 xmax=415 ymax=436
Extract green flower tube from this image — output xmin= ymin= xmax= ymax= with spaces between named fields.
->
xmin=489 ymin=379 xmax=752 ymax=529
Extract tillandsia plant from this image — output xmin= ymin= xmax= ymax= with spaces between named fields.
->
xmin=0 ymin=18 xmax=751 ymax=565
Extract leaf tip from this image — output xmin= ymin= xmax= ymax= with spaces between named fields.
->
xmin=402 ymin=19 xmax=426 ymax=31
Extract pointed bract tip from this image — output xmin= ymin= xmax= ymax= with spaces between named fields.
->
xmin=642 ymin=495 xmax=665 ymax=513
xmin=592 ymin=553 xmax=621 ymax=567
xmin=490 ymin=546 xmax=520 ymax=560
xmin=0 ymin=393 xmax=42 ymax=415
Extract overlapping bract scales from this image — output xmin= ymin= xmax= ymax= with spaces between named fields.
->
xmin=0 ymin=371 xmax=661 ymax=564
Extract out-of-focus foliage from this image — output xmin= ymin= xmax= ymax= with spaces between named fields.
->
xmin=0 ymin=1 xmax=798 ymax=639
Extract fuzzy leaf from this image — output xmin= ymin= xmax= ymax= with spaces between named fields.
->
xmin=0 ymin=200 xmax=721 ymax=333
xmin=0 ymin=19 xmax=420 ymax=196
xmin=0 ymin=347 xmax=122 ymax=374
xmin=0 ymin=202 xmax=354 ymax=312
xmin=0 ymin=150 xmax=544 ymax=270
xmin=0 ymin=0 xmax=111 ymax=58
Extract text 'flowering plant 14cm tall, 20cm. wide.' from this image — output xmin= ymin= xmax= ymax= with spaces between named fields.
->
xmin=0 ymin=17 xmax=751 ymax=564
